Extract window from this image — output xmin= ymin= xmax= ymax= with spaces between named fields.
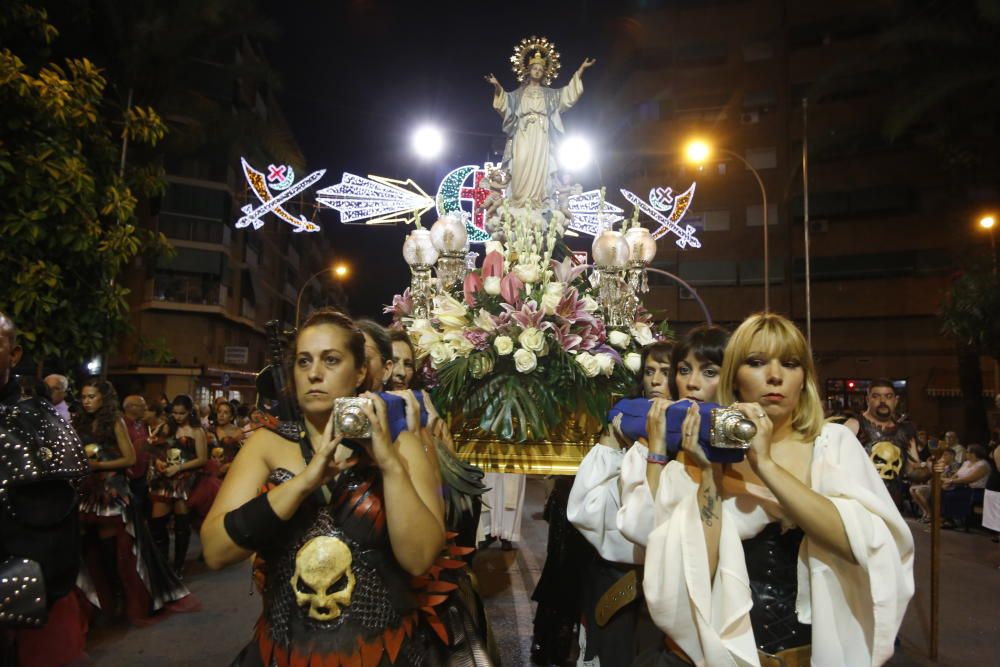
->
xmin=159 ymin=182 xmax=231 ymax=243
xmin=693 ymin=210 xmax=731 ymax=232
xmin=153 ymin=248 xmax=227 ymax=305
xmin=674 ymin=41 xmax=729 ymax=67
xmin=743 ymin=90 xmax=776 ymax=110
xmin=745 ymin=147 xmax=777 ymax=170
xmin=791 ymin=250 xmax=950 ymax=281
xmin=739 ymin=259 xmax=784 ymax=285
xmin=678 ymin=260 xmax=739 ymax=286
xmin=746 ymin=204 xmax=779 ymax=227
xmin=742 ymin=41 xmax=774 ymax=62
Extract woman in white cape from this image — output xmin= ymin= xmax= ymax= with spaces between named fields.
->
xmin=643 ymin=313 xmax=913 ymax=667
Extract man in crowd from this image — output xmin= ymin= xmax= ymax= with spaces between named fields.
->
xmin=122 ymin=395 xmax=151 ymax=517
xmin=0 ymin=311 xmax=89 ymax=665
xmin=909 ymin=447 xmax=958 ymax=522
xmin=845 ymin=380 xmax=919 ymax=508
xmin=42 ymin=374 xmax=71 ymax=423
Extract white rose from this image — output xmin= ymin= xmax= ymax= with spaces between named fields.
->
xmin=540 ymin=281 xmax=565 ymax=314
xmin=581 ymin=296 xmax=600 ymax=313
xmin=494 ymin=335 xmax=514 ymax=356
xmin=575 ymin=351 xmax=601 ymax=378
xmin=513 ymin=348 xmax=537 ymax=373
xmin=428 ymin=341 xmax=456 ymax=367
xmin=483 ymin=276 xmax=502 ymax=295
xmin=624 ymin=352 xmax=642 ymax=373
xmin=444 ymin=331 xmax=474 ymax=357
xmin=631 ymin=322 xmax=656 ymax=346
xmin=485 ymin=240 xmax=505 ymax=256
xmin=608 ymin=330 xmax=631 ymax=349
xmin=595 ymin=352 xmax=615 ymax=377
xmin=513 ymin=262 xmax=542 ymax=284
xmin=518 ymin=327 xmax=546 ymax=354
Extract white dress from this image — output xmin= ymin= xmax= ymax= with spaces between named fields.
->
xmin=642 ymin=423 xmax=914 ymax=667
xmin=617 ymin=442 xmax=656 ymax=549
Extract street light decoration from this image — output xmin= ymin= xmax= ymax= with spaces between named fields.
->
xmin=620 ymin=183 xmax=700 ymax=247
xmin=315 ymin=173 xmax=434 ymax=226
xmin=238 ymin=158 xmax=323 ymax=232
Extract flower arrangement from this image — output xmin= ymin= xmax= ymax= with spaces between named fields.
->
xmin=387 ymin=208 xmax=666 ymax=443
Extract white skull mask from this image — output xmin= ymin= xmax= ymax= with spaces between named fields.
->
xmin=870 ymin=441 xmax=903 ymax=480
xmin=166 ymin=448 xmax=182 ymax=466
xmin=291 ymin=536 xmax=355 ymax=622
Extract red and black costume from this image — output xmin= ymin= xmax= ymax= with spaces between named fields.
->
xmin=148 ymin=434 xmax=201 ymax=503
xmin=76 ymin=423 xmax=195 ymax=625
xmin=233 ymin=425 xmax=491 ymax=667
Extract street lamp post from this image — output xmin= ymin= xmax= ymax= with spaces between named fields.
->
xmin=685 ymin=140 xmax=770 ymax=311
xmin=295 ymin=263 xmax=349 ymax=329
xmin=980 ymin=215 xmax=997 ymax=277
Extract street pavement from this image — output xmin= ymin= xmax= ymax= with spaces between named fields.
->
xmin=83 ymin=479 xmax=999 ymax=666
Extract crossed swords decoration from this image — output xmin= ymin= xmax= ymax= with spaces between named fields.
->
xmin=237 ymin=157 xmax=700 ymax=249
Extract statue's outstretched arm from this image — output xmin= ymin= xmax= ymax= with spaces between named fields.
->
xmin=576 ymin=58 xmax=596 ymax=78
xmin=484 ymin=73 xmax=503 ymax=95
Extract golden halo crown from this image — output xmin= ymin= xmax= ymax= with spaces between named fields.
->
xmin=510 ymin=35 xmax=561 ymax=85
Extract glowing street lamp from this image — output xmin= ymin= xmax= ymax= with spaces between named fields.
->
xmin=412 ymin=125 xmax=444 ymax=160
xmin=333 ymin=262 xmax=350 ymax=279
xmin=684 ymin=138 xmax=770 ymax=311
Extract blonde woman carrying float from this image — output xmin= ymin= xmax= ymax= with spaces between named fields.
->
xmin=643 ymin=313 xmax=913 ymax=667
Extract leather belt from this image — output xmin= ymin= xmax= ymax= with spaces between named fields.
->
xmin=666 ymin=641 xmax=811 ymax=667
xmin=595 ymin=567 xmax=640 ymax=626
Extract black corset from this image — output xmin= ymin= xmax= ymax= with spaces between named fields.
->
xmin=742 ymin=522 xmax=811 ymax=654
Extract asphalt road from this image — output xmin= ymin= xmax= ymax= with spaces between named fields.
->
xmin=82 ymin=479 xmax=998 ymax=666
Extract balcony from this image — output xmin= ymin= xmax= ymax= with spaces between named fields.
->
xmin=153 ymin=274 xmax=225 ymax=307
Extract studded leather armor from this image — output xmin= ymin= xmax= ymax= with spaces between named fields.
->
xmin=0 ymin=384 xmax=89 ymax=619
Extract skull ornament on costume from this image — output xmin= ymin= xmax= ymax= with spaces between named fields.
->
xmin=291 ymin=536 xmax=355 ymax=621
xmin=210 ymin=446 xmax=225 ymax=464
xmin=870 ymin=440 xmax=903 ymax=480
xmin=166 ymin=447 xmax=182 ymax=466
xmin=84 ymin=443 xmax=101 ymax=460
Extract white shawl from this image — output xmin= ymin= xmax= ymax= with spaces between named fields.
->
xmin=567 ymin=442 xmax=645 ymax=564
xmin=642 ymin=423 xmax=914 ymax=667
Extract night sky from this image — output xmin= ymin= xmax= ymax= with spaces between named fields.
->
xmin=265 ymin=1 xmax=631 ymax=320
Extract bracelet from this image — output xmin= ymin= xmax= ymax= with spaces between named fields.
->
xmin=223 ymin=493 xmax=289 ymax=552
xmin=646 ymin=451 xmax=669 ymax=465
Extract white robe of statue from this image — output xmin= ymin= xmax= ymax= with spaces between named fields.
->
xmin=479 ymin=472 xmax=527 ymax=542
xmin=492 ymin=72 xmax=583 ymax=207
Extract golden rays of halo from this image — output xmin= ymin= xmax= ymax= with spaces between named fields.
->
xmin=510 ymin=35 xmax=562 ymax=85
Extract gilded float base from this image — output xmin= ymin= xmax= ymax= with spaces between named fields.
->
xmin=451 ymin=411 xmax=602 ymax=475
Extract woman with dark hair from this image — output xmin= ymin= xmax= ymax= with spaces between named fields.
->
xmin=618 ymin=325 xmax=730 ymax=548
xmin=634 ymin=340 xmax=673 ymax=398
xmin=74 ymin=379 xmax=192 ymax=623
xmin=643 ymin=314 xmax=912 ymax=666
xmin=148 ymin=394 xmax=207 ymax=577
xmin=201 ymin=309 xmax=468 ymax=666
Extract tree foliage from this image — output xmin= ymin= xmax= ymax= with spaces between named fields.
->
xmin=940 ymin=264 xmax=1000 ymax=360
xmin=0 ymin=3 xmax=171 ymax=363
